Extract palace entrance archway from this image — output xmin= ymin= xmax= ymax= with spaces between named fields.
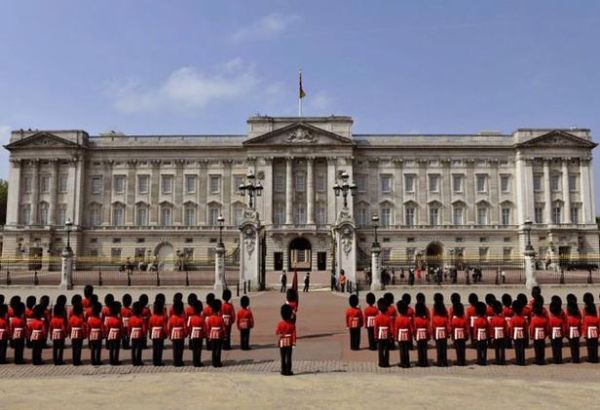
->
xmin=426 ymin=241 xmax=444 ymax=268
xmin=289 ymin=237 xmax=312 ymax=271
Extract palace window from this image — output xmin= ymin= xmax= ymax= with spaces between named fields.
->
xmin=20 ymin=205 xmax=31 ymax=225
xmin=551 ymin=175 xmax=561 ymax=191
xmin=404 ymin=174 xmax=415 ymax=193
xmin=233 ymin=175 xmax=244 ymax=194
xmin=295 ymin=205 xmax=306 ymax=224
xmin=160 ymin=205 xmax=173 ymax=226
xmin=161 ymin=175 xmax=173 ymax=194
xmin=209 ymin=175 xmax=221 ymax=194
xmin=452 ymin=174 xmax=463 ymax=193
xmin=533 ymin=174 xmax=542 ymax=192
xmin=355 ymin=174 xmax=367 ymax=193
xmin=114 ymin=175 xmax=126 ymax=194
xmin=89 ymin=205 xmax=101 ymax=226
xmin=136 ymin=205 xmax=148 ymax=226
xmin=453 ymin=205 xmax=464 ymax=225
xmin=184 ymin=205 xmax=196 ymax=226
xmin=500 ymin=175 xmax=510 ymax=193
xmin=428 ymin=174 xmax=440 ymax=193
xmin=534 ymin=205 xmax=544 ymax=224
xmin=405 ymin=206 xmax=416 ymax=226
xmin=138 ymin=175 xmax=149 ymax=194
xmin=477 ymin=205 xmax=488 ymax=225
xmin=185 ymin=175 xmax=197 ymax=194
xmin=429 ymin=207 xmax=439 ymax=226
xmin=380 ymin=206 xmax=392 ymax=227
xmin=39 ymin=202 xmax=49 ymax=225
xmin=208 ymin=206 xmax=221 ymax=226
xmin=356 ymin=207 xmax=367 ymax=226
xmin=58 ymin=174 xmax=68 ymax=193
xmin=479 ymin=247 xmax=489 ymax=263
xmin=380 ymin=175 xmax=393 ymax=193
xmin=570 ymin=206 xmax=579 ymax=224
xmin=234 ymin=205 xmax=244 ymax=225
xmin=552 ymin=204 xmax=562 ymax=224
xmin=316 ymin=173 xmax=326 ymax=192
xmin=569 ymin=174 xmax=578 ymax=192
xmin=501 ymin=207 xmax=511 ymax=225
xmin=476 ymin=174 xmax=487 ymax=193
xmin=316 ymin=205 xmax=326 ymax=225
xmin=273 ymin=204 xmax=285 ymax=225
xmin=57 ymin=205 xmax=67 ymax=226
xmin=295 ymin=173 xmax=306 ymax=192
xmin=112 ymin=205 xmax=125 ymax=226
xmin=91 ymin=176 xmax=102 ymax=194
xmin=40 ymin=175 xmax=50 ymax=193
xmin=274 ymin=175 xmax=285 ymax=193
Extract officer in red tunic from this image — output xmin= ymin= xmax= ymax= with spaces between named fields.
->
xmin=346 ymin=294 xmax=363 ymax=351
xmin=414 ymin=302 xmax=430 ymax=367
xmin=374 ymin=298 xmax=392 ymax=368
xmin=490 ymin=301 xmax=508 ymax=365
xmin=149 ymin=301 xmax=167 ymax=366
xmin=431 ymin=302 xmax=449 ymax=367
xmin=0 ymin=304 xmax=7 ymax=364
xmin=450 ymin=303 xmax=469 ymax=366
xmin=221 ymin=289 xmax=236 ymax=350
xmin=87 ymin=302 xmax=104 ymax=365
xmin=188 ymin=300 xmax=206 ymax=367
xmin=168 ymin=301 xmax=187 ymax=367
xmin=236 ymin=296 xmax=254 ymax=350
xmin=49 ymin=304 xmax=67 ymax=365
xmin=395 ymin=300 xmax=413 ymax=368
xmin=28 ymin=305 xmax=47 ymax=365
xmin=276 ymin=304 xmax=296 ymax=376
xmin=472 ymin=302 xmax=489 ymax=366
xmin=530 ymin=300 xmax=548 ymax=365
xmin=105 ymin=301 xmax=123 ymax=366
xmin=548 ymin=301 xmax=566 ymax=364
xmin=128 ymin=302 xmax=146 ymax=366
xmin=204 ymin=293 xmax=215 ymax=351
xmin=363 ymin=293 xmax=378 ymax=351
xmin=206 ymin=299 xmax=225 ymax=367
xmin=68 ymin=303 xmax=85 ymax=366
xmin=509 ymin=300 xmax=527 ymax=365
xmin=582 ymin=303 xmax=599 ymax=363
xmin=9 ymin=302 xmax=26 ymax=364
xmin=566 ymin=301 xmax=582 ymax=363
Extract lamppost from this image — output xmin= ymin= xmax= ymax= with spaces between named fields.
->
xmin=65 ymin=218 xmax=73 ymax=252
xmin=524 ymin=219 xmax=533 ymax=251
xmin=218 ymin=214 xmax=225 ymax=246
xmin=333 ymin=171 xmax=357 ymax=208
xmin=61 ymin=218 xmax=74 ymax=290
xmin=239 ymin=172 xmax=263 ymax=209
xmin=370 ymin=215 xmax=382 ymax=291
xmin=523 ymin=218 xmax=537 ymax=289
xmin=215 ymin=214 xmax=226 ymax=291
xmin=372 ymin=215 xmax=380 ymax=249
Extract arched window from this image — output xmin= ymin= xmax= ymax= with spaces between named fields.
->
xmin=136 ymin=203 xmax=149 ymax=226
xmin=89 ymin=203 xmax=102 ymax=227
xmin=39 ymin=202 xmax=49 ymax=225
xmin=477 ymin=203 xmax=488 ymax=225
xmin=160 ymin=203 xmax=173 ymax=226
xmin=428 ymin=201 xmax=442 ymax=226
xmin=184 ymin=203 xmax=197 ymax=226
xmin=452 ymin=202 xmax=465 ymax=225
xmin=208 ymin=203 xmax=222 ymax=226
xmin=112 ymin=203 xmax=125 ymax=226
xmin=404 ymin=201 xmax=417 ymax=226
xmin=380 ymin=202 xmax=394 ymax=227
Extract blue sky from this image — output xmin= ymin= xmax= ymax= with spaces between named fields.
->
xmin=1 ymin=0 xmax=600 ymax=210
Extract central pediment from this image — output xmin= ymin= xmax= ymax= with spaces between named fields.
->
xmin=4 ymin=131 xmax=86 ymax=151
xmin=243 ymin=122 xmax=354 ymax=146
xmin=515 ymin=130 xmax=597 ymax=149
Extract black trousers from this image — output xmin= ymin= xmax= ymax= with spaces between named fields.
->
xmin=71 ymin=339 xmax=83 ymax=365
xmin=191 ymin=338 xmax=203 ymax=366
xmin=533 ymin=339 xmax=545 ymax=365
xmin=349 ymin=328 xmax=361 ymax=350
xmin=90 ymin=340 xmax=102 ymax=365
xmin=240 ymin=329 xmax=251 ymax=350
xmin=0 ymin=340 xmax=7 ymax=364
xmin=475 ymin=340 xmax=487 ymax=365
xmin=493 ymin=338 xmax=506 ymax=365
xmin=569 ymin=338 xmax=580 ymax=363
xmin=131 ymin=339 xmax=143 ymax=365
xmin=586 ymin=338 xmax=598 ymax=363
xmin=416 ymin=340 xmax=428 ymax=367
xmin=122 ymin=334 xmax=130 ymax=350
xmin=303 ymin=283 xmax=309 ymax=292
xmin=280 ymin=283 xmax=286 ymax=293
xmin=551 ymin=338 xmax=563 ymax=364
xmin=377 ymin=339 xmax=390 ymax=367
xmin=367 ymin=327 xmax=377 ymax=351
xmin=172 ymin=339 xmax=184 ymax=366
xmin=107 ymin=339 xmax=121 ymax=365
xmin=211 ymin=339 xmax=223 ymax=367
xmin=223 ymin=327 xmax=232 ymax=350
xmin=32 ymin=340 xmax=44 ymax=365
xmin=206 ymin=338 xmax=213 ymax=351
xmin=435 ymin=339 xmax=448 ymax=367
xmin=454 ymin=339 xmax=466 ymax=366
xmin=13 ymin=339 xmax=24 ymax=364
xmin=513 ymin=339 xmax=526 ymax=365
xmin=52 ymin=339 xmax=65 ymax=365
xmin=152 ymin=338 xmax=164 ymax=366
xmin=398 ymin=341 xmax=411 ymax=368
xmin=280 ymin=346 xmax=293 ymax=374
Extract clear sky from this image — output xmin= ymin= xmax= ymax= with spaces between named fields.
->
xmin=1 ymin=1 xmax=599 ymax=210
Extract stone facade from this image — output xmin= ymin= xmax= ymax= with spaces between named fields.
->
xmin=2 ymin=116 xmax=598 ymax=272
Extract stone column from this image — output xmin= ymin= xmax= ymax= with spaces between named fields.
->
xmin=31 ymin=159 xmax=40 ymax=225
xmin=214 ymin=243 xmax=225 ymax=293
xmin=149 ymin=160 xmax=160 ymax=224
xmin=48 ymin=159 xmax=59 ymax=226
xmin=417 ymin=160 xmax=427 ymax=224
xmin=285 ymin=158 xmax=293 ymax=224
xmin=307 ymin=156 xmax=314 ymax=224
xmin=543 ymin=159 xmax=552 ymax=224
xmin=174 ymin=159 xmax=184 ymax=224
xmin=524 ymin=247 xmax=537 ymax=290
xmin=60 ymin=247 xmax=74 ymax=290
xmin=6 ymin=159 xmax=22 ymax=226
xmin=465 ymin=159 xmax=475 ymax=224
xmin=580 ymin=158 xmax=594 ymax=224
xmin=73 ymin=155 xmax=86 ymax=229
xmin=198 ymin=160 xmax=208 ymax=224
xmin=262 ymin=157 xmax=273 ymax=225
xmin=489 ymin=160 xmax=499 ymax=225
xmin=370 ymin=245 xmax=382 ymax=291
xmin=441 ymin=159 xmax=451 ymax=224
xmin=393 ymin=159 xmax=404 ymax=225
xmin=326 ymin=157 xmax=337 ymax=224
xmin=562 ymin=159 xmax=571 ymax=223
xmin=126 ymin=160 xmax=137 ymax=225
xmin=103 ymin=160 xmax=114 ymax=225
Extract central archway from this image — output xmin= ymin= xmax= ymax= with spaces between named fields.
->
xmin=425 ymin=241 xmax=444 ymax=268
xmin=289 ymin=237 xmax=312 ymax=271
xmin=155 ymin=242 xmax=175 ymax=271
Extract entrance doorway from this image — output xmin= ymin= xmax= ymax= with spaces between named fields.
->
xmin=289 ymin=237 xmax=312 ymax=271
xmin=155 ymin=242 xmax=175 ymax=271
xmin=274 ymin=252 xmax=284 ymax=271
xmin=29 ymin=247 xmax=43 ymax=271
xmin=317 ymin=252 xmax=327 ymax=270
xmin=425 ymin=241 xmax=443 ymax=268
xmin=558 ymin=246 xmax=571 ymax=268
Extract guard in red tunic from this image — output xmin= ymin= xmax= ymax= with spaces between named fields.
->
xmin=431 ymin=302 xmax=449 ymax=367
xmin=414 ymin=302 xmax=430 ymax=367
xmin=346 ymin=294 xmax=363 ymax=351
xmin=566 ymin=301 xmax=581 ymax=363
xmin=374 ymin=298 xmax=392 ymax=368
xmin=472 ymin=302 xmax=489 ymax=366
xmin=276 ymin=304 xmax=296 ymax=376
xmin=105 ymin=301 xmax=123 ymax=366
xmin=149 ymin=301 xmax=167 ymax=366
xmin=582 ymin=303 xmax=599 ymax=363
xmin=363 ymin=293 xmax=378 ymax=351
xmin=490 ymin=301 xmax=508 ymax=365
xmin=87 ymin=302 xmax=104 ymax=365
xmin=168 ymin=301 xmax=187 ymax=367
xmin=82 ymin=285 xmax=94 ymax=310
xmin=509 ymin=300 xmax=527 ymax=365
xmin=450 ymin=303 xmax=469 ymax=366
xmin=9 ymin=302 xmax=26 ymax=364
xmin=49 ymin=304 xmax=67 ymax=365
xmin=128 ymin=302 xmax=146 ymax=366
xmin=548 ymin=301 xmax=566 ymax=364
xmin=395 ymin=300 xmax=413 ymax=368
xmin=221 ymin=289 xmax=236 ymax=350
xmin=530 ymin=301 xmax=548 ymax=365
xmin=0 ymin=304 xmax=9 ymax=364
xmin=206 ymin=299 xmax=225 ymax=367
xmin=28 ymin=305 xmax=47 ymax=365
xmin=466 ymin=293 xmax=479 ymax=347
xmin=204 ymin=293 xmax=215 ymax=351
xmin=236 ymin=296 xmax=254 ymax=350
xmin=24 ymin=296 xmax=36 ymax=349
xmin=188 ymin=300 xmax=206 ymax=367
xmin=121 ymin=294 xmax=133 ymax=350
xmin=68 ymin=303 xmax=85 ymax=366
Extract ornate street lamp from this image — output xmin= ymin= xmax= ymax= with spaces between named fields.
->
xmin=239 ymin=172 xmax=263 ymax=209
xmin=524 ymin=219 xmax=533 ymax=251
xmin=65 ymin=218 xmax=73 ymax=252
xmin=372 ymin=215 xmax=380 ymax=249
xmin=217 ymin=214 xmax=225 ymax=247
xmin=333 ymin=171 xmax=357 ymax=209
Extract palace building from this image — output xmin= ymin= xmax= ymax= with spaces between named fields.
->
xmin=2 ymin=115 xmax=598 ymax=272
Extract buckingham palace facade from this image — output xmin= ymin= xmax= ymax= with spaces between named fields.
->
xmin=2 ymin=115 xmax=598 ymax=272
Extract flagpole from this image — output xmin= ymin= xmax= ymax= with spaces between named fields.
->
xmin=298 ymin=68 xmax=303 ymax=117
